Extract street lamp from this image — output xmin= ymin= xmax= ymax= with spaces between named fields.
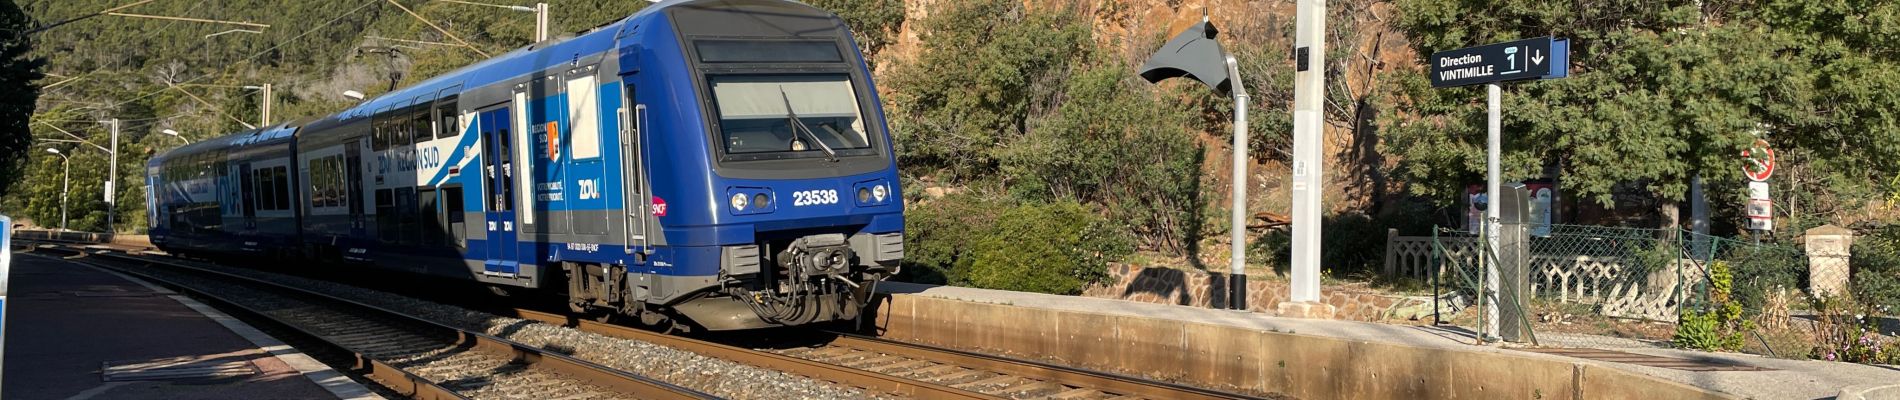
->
xmin=45 ymin=148 xmax=70 ymax=232
xmin=163 ymin=129 xmax=191 ymax=144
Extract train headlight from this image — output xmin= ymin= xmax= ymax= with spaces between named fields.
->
xmin=753 ymin=193 xmax=770 ymax=209
xmin=730 ymin=193 xmax=749 ymax=211
xmin=857 ymin=187 xmax=872 ymax=203
xmin=872 ymin=184 xmax=888 ymax=202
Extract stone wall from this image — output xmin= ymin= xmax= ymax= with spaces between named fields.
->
xmin=1081 ymin=264 xmax=1427 ymax=322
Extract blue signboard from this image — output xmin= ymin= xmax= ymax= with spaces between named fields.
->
xmin=1429 ymin=37 xmax=1570 ymax=88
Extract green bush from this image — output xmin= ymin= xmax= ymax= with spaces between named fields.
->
xmin=999 ymin=62 xmax=1206 ymax=253
xmin=1675 ymin=260 xmax=1748 ymax=351
xmin=898 ymin=193 xmax=1003 ymax=285
xmin=1850 ymin=225 xmax=1900 ymax=315
xmin=884 ymin=0 xmax=1091 ymax=180
xmin=955 ymin=201 xmax=1132 ymax=295
xmin=1723 ymin=244 xmax=1807 ymax=317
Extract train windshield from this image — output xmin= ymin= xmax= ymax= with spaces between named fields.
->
xmin=709 ymin=74 xmax=873 ymax=160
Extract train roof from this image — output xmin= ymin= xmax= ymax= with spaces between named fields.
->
xmin=152 ymin=0 xmax=839 ymax=165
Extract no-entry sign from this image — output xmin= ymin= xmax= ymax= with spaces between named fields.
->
xmin=1743 ymin=139 xmax=1775 ymax=182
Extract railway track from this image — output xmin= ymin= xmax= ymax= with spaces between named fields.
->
xmin=30 ymin=244 xmax=714 ymax=400
xmin=18 ymin=238 xmax=1267 ymax=400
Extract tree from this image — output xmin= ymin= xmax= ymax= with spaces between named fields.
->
xmin=1382 ymin=0 xmax=1900 ymax=228
xmin=0 ymin=0 xmax=45 ymax=197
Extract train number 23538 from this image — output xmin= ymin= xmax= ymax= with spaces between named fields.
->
xmin=792 ymin=189 xmax=839 ymax=206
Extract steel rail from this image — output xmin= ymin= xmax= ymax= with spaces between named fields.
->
xmin=41 ymin=246 xmax=716 ymax=400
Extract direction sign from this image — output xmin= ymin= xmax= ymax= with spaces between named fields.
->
xmin=1430 ymin=37 xmax=1570 ymax=88
xmin=1743 ymin=138 xmax=1775 ymax=182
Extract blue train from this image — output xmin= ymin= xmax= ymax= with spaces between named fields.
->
xmin=144 ymin=0 xmax=905 ymax=331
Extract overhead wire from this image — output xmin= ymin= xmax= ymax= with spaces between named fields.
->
xmin=102 ymin=0 xmax=387 ymax=111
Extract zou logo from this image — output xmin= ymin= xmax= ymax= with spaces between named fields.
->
xmin=577 ymin=179 xmax=600 ymax=200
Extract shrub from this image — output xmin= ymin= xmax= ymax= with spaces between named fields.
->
xmin=955 ymin=201 xmax=1132 ymax=295
xmin=899 ymin=193 xmax=1004 ymax=285
xmin=999 ymin=62 xmax=1206 ymax=253
xmin=1723 ymin=244 xmax=1806 ymax=318
xmin=1809 ymin=296 xmax=1895 ymax=363
xmin=1850 ymin=225 xmax=1900 ymax=315
xmin=1674 ymin=260 xmax=1748 ymax=351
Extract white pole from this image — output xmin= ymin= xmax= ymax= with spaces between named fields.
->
xmin=1287 ymin=0 xmax=1326 ymax=307
xmin=106 ymin=119 xmax=117 ymax=234
xmin=534 ymin=3 xmax=549 ymax=42
xmin=261 ymin=84 xmax=272 ymax=126
xmin=59 ymin=154 xmax=70 ymax=232
xmin=1226 ymin=56 xmax=1250 ymax=310
xmin=1485 ymin=83 xmax=1502 ymax=340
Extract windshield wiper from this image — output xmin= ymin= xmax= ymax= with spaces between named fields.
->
xmin=780 ymin=87 xmax=839 ymax=162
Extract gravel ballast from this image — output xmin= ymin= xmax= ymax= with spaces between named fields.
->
xmin=121 ymin=258 xmax=889 ymax=400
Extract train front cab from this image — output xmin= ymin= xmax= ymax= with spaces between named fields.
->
xmin=558 ymin=0 xmax=905 ymax=331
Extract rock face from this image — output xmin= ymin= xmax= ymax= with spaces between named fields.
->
xmin=1082 ymin=263 xmax=1432 ymax=322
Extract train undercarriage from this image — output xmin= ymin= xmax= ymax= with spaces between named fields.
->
xmin=562 ymin=232 xmax=901 ymax=331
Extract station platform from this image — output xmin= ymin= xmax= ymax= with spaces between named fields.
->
xmin=3 ymin=253 xmax=379 ymax=400
xmin=873 ymin=281 xmax=1900 ymax=400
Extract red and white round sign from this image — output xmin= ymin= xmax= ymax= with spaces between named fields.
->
xmin=1742 ymin=138 xmax=1775 ymax=182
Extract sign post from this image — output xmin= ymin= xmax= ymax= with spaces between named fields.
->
xmin=1429 ymin=37 xmax=1570 ymax=341
xmin=1744 ymin=138 xmax=1775 ymax=235
xmin=1 ymin=214 xmax=11 ymax=396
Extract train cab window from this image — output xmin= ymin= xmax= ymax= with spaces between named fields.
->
xmin=707 ymin=74 xmax=873 ymax=160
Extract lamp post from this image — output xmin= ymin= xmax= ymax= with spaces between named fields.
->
xmin=44 ymin=148 xmax=69 ymax=231
xmin=162 ymin=129 xmax=191 ymax=144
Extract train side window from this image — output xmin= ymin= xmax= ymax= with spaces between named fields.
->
xmin=443 ymin=186 xmax=465 ymax=248
xmin=254 ymin=168 xmax=275 ymax=212
xmin=273 ymin=165 xmax=291 ymax=211
xmin=420 ymin=188 xmax=442 ymax=246
xmin=566 ymin=73 xmax=602 ymax=160
xmin=435 ymin=94 xmax=460 ymax=139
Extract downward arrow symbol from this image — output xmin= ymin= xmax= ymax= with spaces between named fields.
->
xmin=1531 ymin=49 xmax=1545 ymax=66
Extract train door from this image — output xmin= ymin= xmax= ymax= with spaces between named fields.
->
xmin=346 ymin=141 xmax=366 ymax=236
xmin=617 ymin=84 xmax=648 ymax=255
xmin=478 ymin=106 xmax=519 ymax=275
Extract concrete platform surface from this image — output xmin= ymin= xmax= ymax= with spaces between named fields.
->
xmin=3 ymin=254 xmax=376 ymax=400
xmin=877 ymin=281 xmax=1900 ymax=400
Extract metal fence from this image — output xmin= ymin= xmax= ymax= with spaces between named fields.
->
xmin=1428 ymin=224 xmax=1805 ymax=348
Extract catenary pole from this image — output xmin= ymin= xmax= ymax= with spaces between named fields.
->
xmin=1286 ymin=0 xmax=1327 ymax=312
xmin=106 ymin=119 xmax=118 ymax=234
